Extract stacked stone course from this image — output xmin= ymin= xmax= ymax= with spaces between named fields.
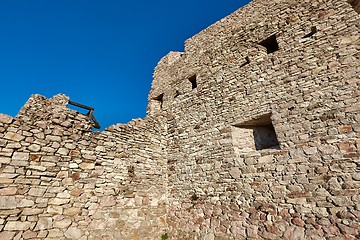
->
xmin=1 ymin=0 xmax=360 ymax=239
xmin=0 ymin=95 xmax=168 ymax=239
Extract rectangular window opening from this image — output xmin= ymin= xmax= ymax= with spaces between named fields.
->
xmin=189 ymin=75 xmax=197 ymax=89
xmin=259 ymin=34 xmax=279 ymax=54
xmin=152 ymin=93 xmax=164 ymax=110
xmin=232 ymin=114 xmax=280 ymax=152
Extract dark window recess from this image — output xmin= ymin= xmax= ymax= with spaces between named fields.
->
xmin=303 ymin=26 xmax=317 ymax=38
xmin=347 ymin=0 xmax=360 ymax=13
xmin=153 ymin=93 xmax=164 ymax=109
xmin=240 ymin=56 xmax=250 ymax=67
xmin=233 ymin=114 xmax=280 ymax=151
xmin=259 ymin=34 xmax=279 ymax=54
xmin=189 ymin=75 xmax=197 ymax=89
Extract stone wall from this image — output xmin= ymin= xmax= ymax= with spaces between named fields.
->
xmin=149 ymin=0 xmax=359 ymax=239
xmin=0 ymin=94 xmax=168 ymax=239
xmin=0 ymin=0 xmax=359 ymax=239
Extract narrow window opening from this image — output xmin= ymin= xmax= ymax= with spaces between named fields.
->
xmin=347 ymin=0 xmax=360 ymax=13
xmin=174 ymin=90 xmax=180 ymax=98
xmin=303 ymin=26 xmax=317 ymax=38
xmin=189 ymin=75 xmax=197 ymax=89
xmin=152 ymin=93 xmax=164 ymax=110
xmin=259 ymin=34 xmax=279 ymax=54
xmin=232 ymin=114 xmax=280 ymax=152
xmin=240 ymin=56 xmax=250 ymax=67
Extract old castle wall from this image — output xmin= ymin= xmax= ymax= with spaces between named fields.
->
xmin=0 ymin=0 xmax=359 ymax=239
xmin=0 ymin=94 xmax=168 ymax=239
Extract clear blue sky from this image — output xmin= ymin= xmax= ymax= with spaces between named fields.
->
xmin=0 ymin=0 xmax=250 ymax=130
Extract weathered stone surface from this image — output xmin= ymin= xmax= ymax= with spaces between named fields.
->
xmin=0 ymin=114 xmax=13 ymax=124
xmin=64 ymin=227 xmax=83 ymax=239
xmin=4 ymin=132 xmax=24 ymax=141
xmin=0 ymin=187 xmax=17 ymax=196
xmin=0 ymin=0 xmax=359 ymax=239
xmin=21 ymin=208 xmax=43 ymax=215
xmin=54 ymin=218 xmax=71 ymax=228
xmin=64 ymin=207 xmax=81 ymax=216
xmin=17 ymin=199 xmax=35 ymax=208
xmin=0 ymin=231 xmax=16 ymax=239
xmin=0 ymin=196 xmax=16 ymax=209
xmin=47 ymin=205 xmax=63 ymax=215
xmin=4 ymin=221 xmax=32 ymax=231
xmin=12 ymin=152 xmax=29 ymax=161
xmin=48 ymin=198 xmax=70 ymax=205
xmin=28 ymin=187 xmax=46 ymax=197
xmin=34 ymin=217 xmax=53 ymax=230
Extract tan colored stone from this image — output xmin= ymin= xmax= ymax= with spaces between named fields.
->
xmin=17 ymin=198 xmax=35 ymax=208
xmin=0 ymin=231 xmax=16 ymax=239
xmin=229 ymin=167 xmax=241 ymax=179
xmin=49 ymin=198 xmax=70 ymax=205
xmin=4 ymin=132 xmax=25 ymax=141
xmin=21 ymin=208 xmax=43 ymax=215
xmin=100 ymin=196 xmax=116 ymax=207
xmin=12 ymin=152 xmax=29 ymax=161
xmin=4 ymin=221 xmax=32 ymax=231
xmin=0 ymin=187 xmax=17 ymax=196
xmin=54 ymin=218 xmax=72 ymax=228
xmin=34 ymin=217 xmax=53 ymax=230
xmin=64 ymin=207 xmax=81 ymax=216
xmin=0 ymin=196 xmax=16 ymax=209
xmin=47 ymin=205 xmax=63 ymax=215
xmin=64 ymin=227 xmax=83 ymax=239
xmin=28 ymin=187 xmax=46 ymax=197
xmin=0 ymin=114 xmax=13 ymax=124
xmin=27 ymin=144 xmax=41 ymax=152
xmin=79 ymin=162 xmax=95 ymax=170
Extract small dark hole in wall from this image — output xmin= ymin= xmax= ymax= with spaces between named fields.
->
xmin=174 ymin=90 xmax=180 ymax=98
xmin=189 ymin=75 xmax=197 ymax=89
xmin=128 ymin=166 xmax=135 ymax=178
xmin=153 ymin=93 xmax=164 ymax=109
xmin=190 ymin=193 xmax=199 ymax=201
xmin=240 ymin=56 xmax=250 ymax=67
xmin=259 ymin=34 xmax=279 ymax=54
xmin=303 ymin=26 xmax=317 ymax=38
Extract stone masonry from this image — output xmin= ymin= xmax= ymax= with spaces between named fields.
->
xmin=1 ymin=0 xmax=359 ymax=239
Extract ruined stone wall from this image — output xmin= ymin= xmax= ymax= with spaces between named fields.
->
xmin=0 ymin=94 xmax=168 ymax=239
xmin=149 ymin=0 xmax=359 ymax=239
xmin=0 ymin=0 xmax=359 ymax=239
